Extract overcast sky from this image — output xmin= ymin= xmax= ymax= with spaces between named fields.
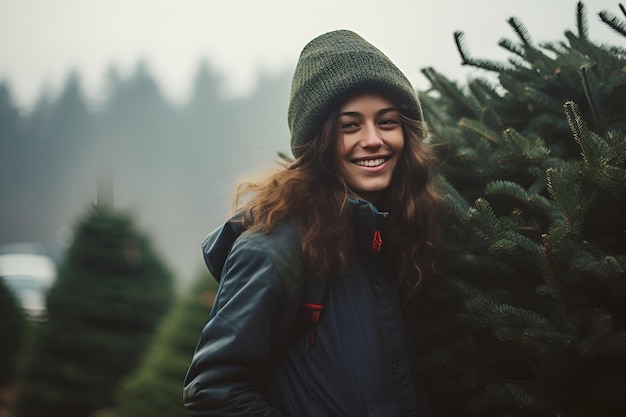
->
xmin=1 ymin=0 xmax=622 ymax=111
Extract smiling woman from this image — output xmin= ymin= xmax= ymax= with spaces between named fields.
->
xmin=183 ymin=29 xmax=441 ymax=417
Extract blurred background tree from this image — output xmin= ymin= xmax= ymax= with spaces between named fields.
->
xmin=0 ymin=57 xmax=292 ymax=283
xmin=0 ymin=280 xmax=23 ymax=384
xmin=14 ymin=205 xmax=174 ymax=417
xmin=0 ymin=280 xmax=24 ymax=416
xmin=113 ymin=268 xmax=217 ymax=417
xmin=411 ymin=2 xmax=626 ymax=416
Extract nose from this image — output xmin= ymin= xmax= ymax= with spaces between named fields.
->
xmin=360 ymin=123 xmax=383 ymax=148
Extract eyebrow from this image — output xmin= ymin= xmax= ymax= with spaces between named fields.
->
xmin=338 ymin=107 xmax=399 ymax=118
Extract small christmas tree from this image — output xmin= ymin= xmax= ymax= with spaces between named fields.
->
xmin=412 ymin=2 xmax=626 ymax=416
xmin=114 ymin=269 xmax=217 ymax=417
xmin=15 ymin=206 xmax=174 ymax=417
xmin=0 ymin=279 xmax=24 ymax=405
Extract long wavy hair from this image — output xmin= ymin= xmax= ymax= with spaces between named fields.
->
xmin=234 ymin=97 xmax=441 ymax=299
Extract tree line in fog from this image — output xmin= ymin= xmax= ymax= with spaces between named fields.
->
xmin=0 ymin=60 xmax=294 ymax=281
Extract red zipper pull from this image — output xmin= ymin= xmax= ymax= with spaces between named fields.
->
xmin=371 ymin=229 xmax=382 ymax=252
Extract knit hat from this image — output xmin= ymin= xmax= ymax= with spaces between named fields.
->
xmin=288 ymin=29 xmax=422 ymax=158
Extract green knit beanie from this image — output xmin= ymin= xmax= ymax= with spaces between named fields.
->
xmin=288 ymin=29 xmax=422 ymax=158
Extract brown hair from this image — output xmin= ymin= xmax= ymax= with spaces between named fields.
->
xmin=234 ymin=102 xmax=441 ymax=299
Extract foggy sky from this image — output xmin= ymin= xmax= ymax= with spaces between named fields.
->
xmin=1 ymin=0 xmax=622 ymax=110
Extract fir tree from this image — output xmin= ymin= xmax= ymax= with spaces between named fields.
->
xmin=0 ymin=279 xmax=24 ymax=384
xmin=114 ymin=269 xmax=217 ymax=417
xmin=15 ymin=205 xmax=174 ymax=417
xmin=412 ymin=2 xmax=626 ymax=416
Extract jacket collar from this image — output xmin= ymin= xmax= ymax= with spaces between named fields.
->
xmin=201 ymin=213 xmax=244 ymax=281
xmin=348 ymin=197 xmax=389 ymax=255
xmin=202 ymin=199 xmax=390 ymax=281
xmin=348 ymin=197 xmax=388 ymax=216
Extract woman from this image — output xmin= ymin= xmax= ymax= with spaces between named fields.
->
xmin=184 ymin=29 xmax=440 ymax=417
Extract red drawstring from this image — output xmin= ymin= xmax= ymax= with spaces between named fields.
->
xmin=371 ymin=229 xmax=382 ymax=252
xmin=303 ymin=303 xmax=324 ymax=346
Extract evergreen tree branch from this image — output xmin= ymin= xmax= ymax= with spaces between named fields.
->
xmin=454 ymin=31 xmax=471 ymax=65
xmin=485 ymin=180 xmax=553 ymax=216
xmin=602 ymin=165 xmax=626 ymax=200
xmin=540 ymin=41 xmax=569 ymax=56
xmin=481 ymin=383 xmax=545 ymax=414
xmin=459 ymin=118 xmax=502 ymax=146
xmin=467 ymin=79 xmax=505 ymax=128
xmin=540 ymin=228 xmax=571 ymax=321
xmin=576 ymin=1 xmax=589 ymax=40
xmin=500 ymin=230 xmax=544 ymax=261
xmin=277 ymin=151 xmax=294 ymax=163
xmin=601 ymin=66 xmax=626 ymax=95
xmin=421 ymin=67 xmax=482 ymax=118
xmin=580 ymin=66 xmax=607 ymax=136
xmin=525 ymin=87 xmax=566 ymax=114
xmin=502 ymin=128 xmax=551 ymax=161
xmin=438 ymin=177 xmax=472 ymax=219
xmin=469 ymin=198 xmax=502 ymax=243
xmin=507 ymin=17 xmax=534 ymax=47
xmin=498 ymin=38 xmax=525 ymax=59
xmin=577 ymin=308 xmax=626 ymax=358
xmin=564 ymin=101 xmax=610 ymax=170
xmin=467 ymin=78 xmax=500 ymax=105
xmin=599 ymin=7 xmax=626 ymax=37
xmin=418 ymin=93 xmax=448 ymax=129
xmin=454 ymin=32 xmax=510 ymax=72
xmin=545 ymin=168 xmax=576 ymax=236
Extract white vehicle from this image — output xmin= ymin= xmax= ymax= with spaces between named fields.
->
xmin=0 ymin=248 xmax=57 ymax=320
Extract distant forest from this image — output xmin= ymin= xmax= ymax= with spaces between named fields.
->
xmin=0 ymin=61 xmax=294 ymax=282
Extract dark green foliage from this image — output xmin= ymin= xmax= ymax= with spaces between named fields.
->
xmin=413 ymin=2 xmax=626 ymax=416
xmin=0 ymin=279 xmax=24 ymax=385
xmin=115 ymin=269 xmax=217 ymax=417
xmin=14 ymin=206 xmax=174 ymax=417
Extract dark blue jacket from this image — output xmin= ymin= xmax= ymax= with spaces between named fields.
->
xmin=183 ymin=200 xmax=422 ymax=417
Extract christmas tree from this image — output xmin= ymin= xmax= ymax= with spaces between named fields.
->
xmin=15 ymin=206 xmax=174 ymax=417
xmin=114 ymin=269 xmax=217 ymax=417
xmin=411 ymin=2 xmax=626 ymax=416
xmin=0 ymin=279 xmax=24 ymax=411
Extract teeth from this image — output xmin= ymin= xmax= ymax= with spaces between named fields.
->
xmin=355 ymin=158 xmax=386 ymax=167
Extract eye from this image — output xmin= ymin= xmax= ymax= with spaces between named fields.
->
xmin=378 ymin=118 xmax=400 ymax=129
xmin=341 ymin=121 xmax=360 ymax=132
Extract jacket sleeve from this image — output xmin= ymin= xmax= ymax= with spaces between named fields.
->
xmin=183 ymin=234 xmax=302 ymax=417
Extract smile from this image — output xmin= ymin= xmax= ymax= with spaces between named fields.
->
xmin=353 ymin=157 xmax=387 ymax=167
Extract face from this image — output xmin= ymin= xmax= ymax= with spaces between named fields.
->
xmin=336 ymin=92 xmax=404 ymax=204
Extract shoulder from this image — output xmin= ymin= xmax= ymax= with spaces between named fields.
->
xmin=229 ymin=219 xmax=304 ymax=292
